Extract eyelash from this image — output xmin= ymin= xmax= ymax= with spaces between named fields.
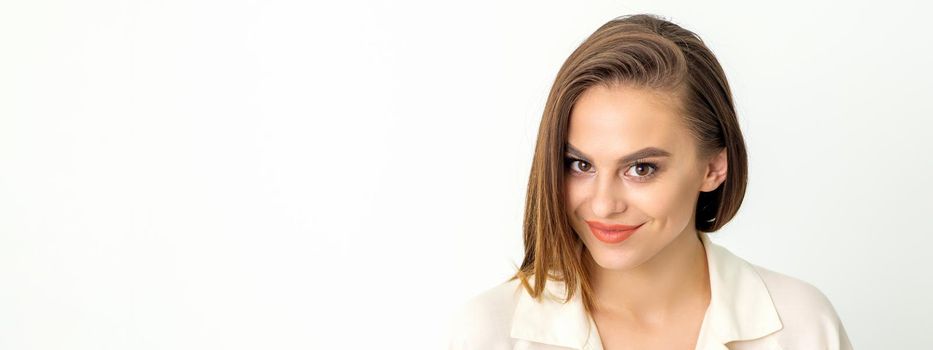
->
xmin=563 ymin=156 xmax=660 ymax=182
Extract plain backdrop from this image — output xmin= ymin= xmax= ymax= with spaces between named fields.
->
xmin=1 ymin=0 xmax=931 ymax=349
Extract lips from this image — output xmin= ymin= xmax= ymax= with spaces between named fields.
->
xmin=585 ymin=220 xmax=642 ymax=231
xmin=585 ymin=220 xmax=644 ymax=244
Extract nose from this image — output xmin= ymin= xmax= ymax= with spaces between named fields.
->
xmin=590 ymin=172 xmax=626 ymax=218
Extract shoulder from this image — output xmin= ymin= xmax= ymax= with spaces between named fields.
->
xmin=752 ymin=264 xmax=837 ymax=316
xmin=750 ymin=264 xmax=854 ymax=349
xmin=447 ymin=278 xmax=522 ymax=350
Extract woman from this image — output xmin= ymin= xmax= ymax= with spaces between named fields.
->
xmin=448 ymin=14 xmax=853 ymax=350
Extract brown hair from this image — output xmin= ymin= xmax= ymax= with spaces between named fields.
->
xmin=506 ymin=13 xmax=749 ymax=317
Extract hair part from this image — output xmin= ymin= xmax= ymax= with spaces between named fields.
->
xmin=507 ymin=13 xmax=749 ymax=318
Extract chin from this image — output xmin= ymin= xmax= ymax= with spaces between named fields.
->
xmin=586 ymin=245 xmax=644 ymax=271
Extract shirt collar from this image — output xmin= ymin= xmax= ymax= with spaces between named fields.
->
xmin=509 ymin=232 xmax=784 ymax=350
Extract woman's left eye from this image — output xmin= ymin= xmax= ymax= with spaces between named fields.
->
xmin=625 ymin=162 xmax=658 ymax=179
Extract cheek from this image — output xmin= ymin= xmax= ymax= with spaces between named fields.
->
xmin=564 ymin=179 xmax=585 ymax=212
xmin=627 ymin=177 xmax=697 ymax=220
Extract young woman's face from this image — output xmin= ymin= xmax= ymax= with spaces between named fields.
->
xmin=564 ymin=84 xmax=724 ymax=271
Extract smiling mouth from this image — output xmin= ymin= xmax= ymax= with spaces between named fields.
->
xmin=585 ymin=220 xmax=643 ymax=231
xmin=585 ymin=221 xmax=644 ymax=244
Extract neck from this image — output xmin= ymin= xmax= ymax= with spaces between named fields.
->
xmin=586 ymin=228 xmax=710 ymax=324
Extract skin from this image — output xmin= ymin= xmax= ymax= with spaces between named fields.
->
xmin=564 ymin=83 xmax=728 ymax=349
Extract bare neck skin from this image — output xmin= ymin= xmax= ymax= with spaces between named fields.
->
xmin=586 ymin=226 xmax=711 ymax=326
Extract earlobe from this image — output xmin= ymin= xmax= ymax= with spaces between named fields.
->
xmin=701 ymin=148 xmax=728 ymax=192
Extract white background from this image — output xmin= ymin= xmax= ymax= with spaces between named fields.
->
xmin=2 ymin=0 xmax=931 ymax=348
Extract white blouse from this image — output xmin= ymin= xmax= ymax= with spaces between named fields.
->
xmin=448 ymin=232 xmax=853 ymax=350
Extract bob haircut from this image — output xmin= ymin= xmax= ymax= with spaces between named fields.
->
xmin=508 ymin=13 xmax=749 ymax=317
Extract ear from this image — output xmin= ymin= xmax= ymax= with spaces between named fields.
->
xmin=700 ymin=148 xmax=728 ymax=192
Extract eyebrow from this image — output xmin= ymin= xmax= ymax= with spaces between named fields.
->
xmin=565 ymin=143 xmax=672 ymax=164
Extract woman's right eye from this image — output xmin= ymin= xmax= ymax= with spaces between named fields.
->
xmin=565 ymin=157 xmax=591 ymax=174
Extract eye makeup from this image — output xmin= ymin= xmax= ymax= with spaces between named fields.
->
xmin=563 ymin=155 xmax=663 ymax=182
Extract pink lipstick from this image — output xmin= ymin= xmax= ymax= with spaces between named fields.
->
xmin=585 ymin=220 xmax=644 ymax=244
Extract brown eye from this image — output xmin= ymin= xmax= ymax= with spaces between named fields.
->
xmin=626 ymin=162 xmax=658 ymax=178
xmin=565 ymin=158 xmax=591 ymax=174
xmin=634 ymin=164 xmax=651 ymax=176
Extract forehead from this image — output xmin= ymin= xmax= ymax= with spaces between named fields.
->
xmin=567 ymin=84 xmax=688 ymax=154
